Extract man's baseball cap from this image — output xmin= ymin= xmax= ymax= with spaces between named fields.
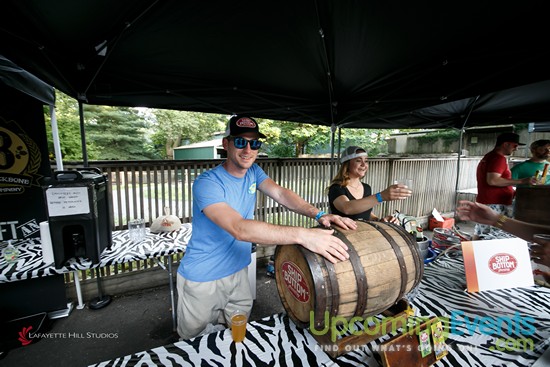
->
xmin=340 ymin=146 xmax=368 ymax=163
xmin=496 ymin=132 xmax=525 ymax=146
xmin=530 ymin=139 xmax=550 ymax=149
xmin=224 ymin=115 xmax=266 ymax=138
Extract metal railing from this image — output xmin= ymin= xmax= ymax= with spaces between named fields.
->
xmin=58 ymin=156 xmax=480 ymax=284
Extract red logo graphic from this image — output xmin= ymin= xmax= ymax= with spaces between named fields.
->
xmin=488 ymin=253 xmax=518 ymax=274
xmin=235 ymin=117 xmax=256 ymax=128
xmin=18 ymin=326 xmax=33 ymax=346
xmin=281 ymin=261 xmax=310 ymax=303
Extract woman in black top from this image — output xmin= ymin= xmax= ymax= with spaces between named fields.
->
xmin=328 ymin=146 xmax=411 ymax=222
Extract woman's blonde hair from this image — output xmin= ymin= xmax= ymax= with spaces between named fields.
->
xmin=325 ymin=161 xmax=353 ymax=195
xmin=330 ymin=161 xmax=352 ymax=188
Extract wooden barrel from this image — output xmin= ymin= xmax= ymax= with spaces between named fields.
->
xmin=274 ymin=221 xmax=423 ymax=329
xmin=515 ymin=186 xmax=550 ymax=226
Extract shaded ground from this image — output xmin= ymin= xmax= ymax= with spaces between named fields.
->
xmin=0 ymin=263 xmax=284 ymax=367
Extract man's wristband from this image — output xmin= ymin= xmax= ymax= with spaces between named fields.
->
xmin=315 ymin=211 xmax=326 ymax=221
xmin=375 ymin=192 xmax=383 ymax=203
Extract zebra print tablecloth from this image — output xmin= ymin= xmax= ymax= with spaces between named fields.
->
xmin=336 ymin=255 xmax=550 ymax=366
xmin=89 ymin=255 xmax=550 ymax=367
xmin=90 ymin=313 xmax=337 ymax=367
xmin=0 ymin=224 xmax=192 ymax=283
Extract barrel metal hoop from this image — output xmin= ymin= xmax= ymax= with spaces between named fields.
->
xmin=365 ymin=221 xmax=407 ymax=303
xmin=321 ymin=256 xmax=340 ymax=318
xmin=333 ymin=229 xmax=368 ymax=317
xmin=301 ymin=248 xmax=329 ymax=328
xmin=388 ymin=223 xmax=424 ymax=287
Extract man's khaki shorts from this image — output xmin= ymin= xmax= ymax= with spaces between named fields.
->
xmin=176 ymin=267 xmax=252 ymax=340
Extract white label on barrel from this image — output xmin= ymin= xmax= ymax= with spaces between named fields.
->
xmin=488 ymin=253 xmax=517 ymax=274
xmin=281 ymin=261 xmax=310 ymax=303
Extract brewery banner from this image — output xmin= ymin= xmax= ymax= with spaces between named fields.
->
xmin=0 ymin=84 xmax=52 ymax=241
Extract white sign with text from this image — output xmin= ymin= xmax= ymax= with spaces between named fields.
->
xmin=45 ymin=187 xmax=90 ymax=217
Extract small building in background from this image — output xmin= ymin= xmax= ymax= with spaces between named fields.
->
xmin=173 ymin=138 xmax=225 ymax=160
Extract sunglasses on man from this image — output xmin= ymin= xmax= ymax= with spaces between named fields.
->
xmin=228 ymin=136 xmax=262 ymax=150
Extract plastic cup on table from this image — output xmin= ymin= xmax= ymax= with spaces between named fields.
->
xmin=230 ymin=310 xmax=247 ymax=343
xmin=128 ymin=219 xmax=146 ymax=243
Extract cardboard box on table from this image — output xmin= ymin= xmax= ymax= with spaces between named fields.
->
xmin=429 ymin=216 xmax=455 ymax=230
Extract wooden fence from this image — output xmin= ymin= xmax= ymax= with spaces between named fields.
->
xmin=58 ymin=156 xmax=481 ymax=291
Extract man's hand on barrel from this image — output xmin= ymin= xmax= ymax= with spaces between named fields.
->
xmin=317 ymin=213 xmax=358 ymax=230
xmin=301 ymin=228 xmax=350 ymax=263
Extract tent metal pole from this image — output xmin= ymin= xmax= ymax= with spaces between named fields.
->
xmin=49 ymin=104 xmax=63 ymax=171
xmin=454 ymin=128 xmax=465 ymax=206
xmin=314 ymin=0 xmax=339 ymax=182
xmin=330 ymin=123 xmax=336 ymax=179
xmin=83 ymin=1 xmax=160 ymax=96
xmin=76 ymin=100 xmax=111 ymax=309
xmin=78 ymin=101 xmax=89 ymax=167
xmin=454 ymin=96 xmax=479 ymax=215
xmin=51 ymin=103 xmax=86 ymax=309
xmin=337 ymin=127 xmax=342 ymax=157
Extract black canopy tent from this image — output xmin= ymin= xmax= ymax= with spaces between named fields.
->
xmin=0 ymin=54 xmax=54 ymax=106
xmin=0 ymin=54 xmax=66 ymax=169
xmin=1 ymin=0 xmax=550 ymax=132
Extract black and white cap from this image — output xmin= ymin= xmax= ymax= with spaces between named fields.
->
xmin=340 ymin=146 xmax=368 ymax=163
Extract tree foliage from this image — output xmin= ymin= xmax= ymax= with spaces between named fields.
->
xmin=84 ymin=105 xmax=154 ymax=160
xmin=258 ymin=120 xmax=392 ymax=158
xmin=44 ymin=91 xmax=392 ymax=161
xmin=148 ymin=110 xmax=226 ymax=158
xmin=45 ymin=91 xmax=158 ymax=160
xmin=44 ymin=91 xmax=86 ymax=161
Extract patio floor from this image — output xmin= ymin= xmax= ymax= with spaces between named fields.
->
xmin=1 ymin=261 xmax=285 ymax=367
xmin=1 ymin=221 xmax=476 ymax=367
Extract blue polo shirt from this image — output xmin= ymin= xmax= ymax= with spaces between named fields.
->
xmin=178 ymin=163 xmax=268 ymax=282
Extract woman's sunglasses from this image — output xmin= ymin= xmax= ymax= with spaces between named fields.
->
xmin=229 ymin=136 xmax=262 ymax=150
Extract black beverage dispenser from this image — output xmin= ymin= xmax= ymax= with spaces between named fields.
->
xmin=42 ymin=168 xmax=112 ymax=269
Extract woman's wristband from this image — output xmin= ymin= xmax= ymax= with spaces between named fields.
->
xmin=315 ymin=210 xmax=326 ymax=221
xmin=375 ymin=192 xmax=383 ymax=203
